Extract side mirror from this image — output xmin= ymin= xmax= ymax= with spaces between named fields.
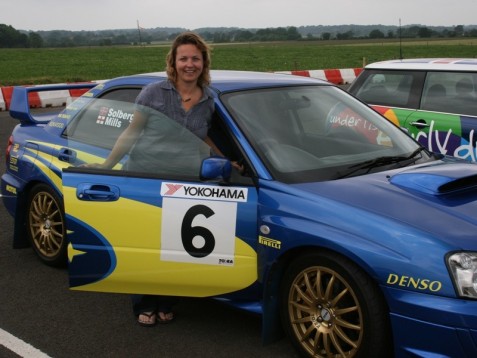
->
xmin=200 ymin=156 xmax=232 ymax=181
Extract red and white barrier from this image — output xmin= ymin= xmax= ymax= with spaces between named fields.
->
xmin=275 ymin=68 xmax=363 ymax=85
xmin=0 ymin=70 xmax=362 ymax=111
xmin=0 ymin=90 xmax=5 ymax=111
xmin=38 ymin=86 xmax=73 ymax=108
xmin=0 ymin=81 xmax=104 ymax=111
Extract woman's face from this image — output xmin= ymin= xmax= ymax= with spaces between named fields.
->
xmin=175 ymin=44 xmax=204 ymax=85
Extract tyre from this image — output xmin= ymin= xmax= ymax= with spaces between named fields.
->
xmin=26 ymin=184 xmax=67 ymax=267
xmin=280 ymin=252 xmax=392 ymax=358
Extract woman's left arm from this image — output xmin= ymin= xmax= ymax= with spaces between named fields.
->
xmin=205 ymin=136 xmax=225 ymax=157
xmin=205 ymin=136 xmax=244 ymax=173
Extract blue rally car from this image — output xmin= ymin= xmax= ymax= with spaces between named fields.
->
xmin=3 ymin=70 xmax=477 ymax=357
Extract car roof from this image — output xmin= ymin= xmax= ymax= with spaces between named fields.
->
xmin=106 ymin=70 xmax=330 ymax=93
xmin=365 ymin=58 xmax=477 ymax=72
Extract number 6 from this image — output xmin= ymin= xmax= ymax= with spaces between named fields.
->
xmin=181 ymin=204 xmax=215 ymax=258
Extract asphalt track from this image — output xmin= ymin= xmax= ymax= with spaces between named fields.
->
xmin=0 ymin=110 xmax=299 ymax=357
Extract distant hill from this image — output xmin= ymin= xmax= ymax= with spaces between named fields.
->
xmin=296 ymin=24 xmax=477 ymax=38
xmin=33 ymin=23 xmax=477 ymax=38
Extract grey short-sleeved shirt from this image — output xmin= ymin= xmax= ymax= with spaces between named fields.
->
xmin=127 ymin=80 xmax=215 ymax=174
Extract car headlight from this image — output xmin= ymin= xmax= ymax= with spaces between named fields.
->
xmin=448 ymin=252 xmax=477 ymax=299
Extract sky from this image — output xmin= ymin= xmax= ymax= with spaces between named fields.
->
xmin=2 ymin=0 xmax=476 ymax=32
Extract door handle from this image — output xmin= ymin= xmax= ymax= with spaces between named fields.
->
xmin=76 ymin=184 xmax=120 ymax=201
xmin=409 ymin=120 xmax=430 ymax=128
xmin=59 ymin=148 xmax=77 ymax=163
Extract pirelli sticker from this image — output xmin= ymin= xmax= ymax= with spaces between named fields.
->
xmin=259 ymin=236 xmax=281 ymax=250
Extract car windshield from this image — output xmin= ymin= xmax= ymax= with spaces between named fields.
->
xmin=222 ymin=85 xmax=430 ymax=182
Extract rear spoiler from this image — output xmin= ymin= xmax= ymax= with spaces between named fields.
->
xmin=9 ymin=83 xmax=96 ymax=124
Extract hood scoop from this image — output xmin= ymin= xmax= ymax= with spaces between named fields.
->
xmin=390 ymin=163 xmax=477 ymax=195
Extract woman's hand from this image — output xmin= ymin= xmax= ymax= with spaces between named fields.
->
xmin=231 ymin=161 xmax=244 ymax=174
xmin=78 ymin=162 xmax=109 ymax=169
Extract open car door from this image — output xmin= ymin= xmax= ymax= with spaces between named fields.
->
xmin=62 ymin=169 xmax=258 ymax=297
xmin=61 ymin=98 xmax=258 ymax=297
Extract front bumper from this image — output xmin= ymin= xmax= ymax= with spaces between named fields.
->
xmin=383 ymin=286 xmax=477 ymax=357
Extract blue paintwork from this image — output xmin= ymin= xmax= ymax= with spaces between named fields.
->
xmin=3 ymin=70 xmax=477 ymax=357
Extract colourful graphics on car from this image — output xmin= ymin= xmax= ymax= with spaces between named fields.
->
xmin=327 ymin=102 xmax=392 ymax=145
xmin=373 ymin=105 xmax=477 ymax=161
xmin=8 ymin=140 xmax=70 ymax=194
xmin=62 ymin=180 xmax=258 ymax=297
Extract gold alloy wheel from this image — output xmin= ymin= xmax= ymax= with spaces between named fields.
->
xmin=28 ymin=190 xmax=65 ymax=260
xmin=287 ymin=266 xmax=363 ymax=357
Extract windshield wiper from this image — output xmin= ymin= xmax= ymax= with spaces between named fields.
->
xmin=336 ymin=147 xmax=426 ymax=179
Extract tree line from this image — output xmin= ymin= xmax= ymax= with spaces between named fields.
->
xmin=0 ymin=24 xmax=43 ymax=47
xmin=1 ymin=23 xmax=476 ymax=48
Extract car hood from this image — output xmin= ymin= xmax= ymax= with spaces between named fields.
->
xmin=292 ymin=159 xmax=477 ymax=250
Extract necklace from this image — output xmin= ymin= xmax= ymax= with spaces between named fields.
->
xmin=182 ymin=97 xmax=192 ymax=103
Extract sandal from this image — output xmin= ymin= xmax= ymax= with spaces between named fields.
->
xmin=158 ymin=310 xmax=175 ymax=324
xmin=137 ymin=311 xmax=157 ymax=327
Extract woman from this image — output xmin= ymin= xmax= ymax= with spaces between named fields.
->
xmin=91 ymin=31 xmax=219 ymax=326
xmin=96 ymin=31 xmax=221 ymax=173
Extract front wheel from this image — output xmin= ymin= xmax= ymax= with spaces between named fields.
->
xmin=26 ymin=184 xmax=67 ymax=267
xmin=280 ymin=252 xmax=392 ymax=358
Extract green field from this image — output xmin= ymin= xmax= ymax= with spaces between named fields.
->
xmin=1 ymin=38 xmax=476 ymax=85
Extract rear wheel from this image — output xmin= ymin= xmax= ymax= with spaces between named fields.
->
xmin=26 ymin=184 xmax=67 ymax=267
xmin=280 ymin=252 xmax=392 ymax=357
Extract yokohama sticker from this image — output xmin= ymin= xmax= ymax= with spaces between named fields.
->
xmin=161 ymin=182 xmax=248 ymax=202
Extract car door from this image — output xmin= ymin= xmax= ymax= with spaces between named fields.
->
xmin=62 ymin=170 xmax=258 ymax=297
xmin=405 ymin=110 xmax=477 ymax=161
xmin=61 ymin=97 xmax=259 ymax=298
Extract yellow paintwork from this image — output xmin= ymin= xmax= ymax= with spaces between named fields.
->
xmin=22 ymin=141 xmax=121 ymax=193
xmin=63 ymin=186 xmax=258 ymax=297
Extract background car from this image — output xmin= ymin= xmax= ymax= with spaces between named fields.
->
xmin=3 ymin=71 xmax=477 ymax=357
xmin=348 ymin=58 xmax=477 ymax=161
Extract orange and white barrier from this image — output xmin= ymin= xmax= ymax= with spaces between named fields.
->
xmin=275 ymin=68 xmax=363 ymax=85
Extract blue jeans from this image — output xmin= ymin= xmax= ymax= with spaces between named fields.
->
xmin=132 ymin=295 xmax=178 ymax=316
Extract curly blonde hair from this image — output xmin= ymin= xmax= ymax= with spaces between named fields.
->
xmin=166 ymin=32 xmax=211 ymax=87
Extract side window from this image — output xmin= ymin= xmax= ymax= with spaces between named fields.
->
xmin=421 ymin=72 xmax=477 ymax=116
xmin=64 ymin=88 xmax=141 ymax=149
xmin=354 ymin=70 xmax=422 ymax=108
